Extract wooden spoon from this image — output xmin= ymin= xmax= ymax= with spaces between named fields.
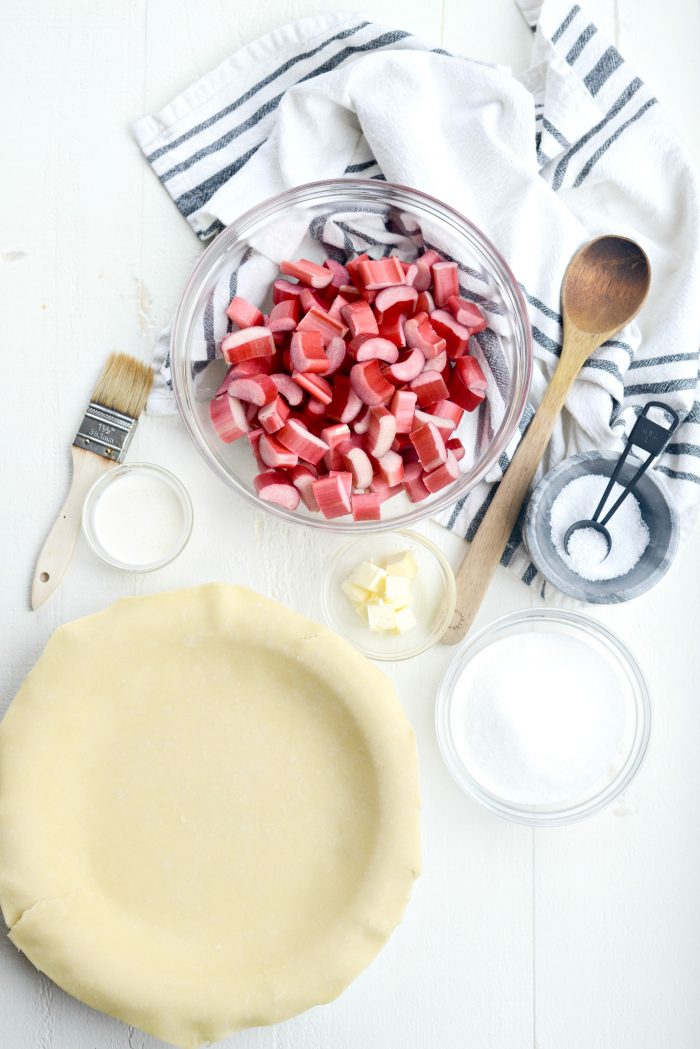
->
xmin=443 ymin=235 xmax=651 ymax=645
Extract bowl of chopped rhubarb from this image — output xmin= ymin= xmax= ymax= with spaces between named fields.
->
xmin=170 ymin=180 xmax=532 ymax=530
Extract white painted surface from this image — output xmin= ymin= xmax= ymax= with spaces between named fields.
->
xmin=1 ymin=1 xmax=699 ymax=1047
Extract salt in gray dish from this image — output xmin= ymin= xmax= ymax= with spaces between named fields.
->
xmin=524 ymin=451 xmax=680 ymax=604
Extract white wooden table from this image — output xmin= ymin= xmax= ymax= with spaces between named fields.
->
xmin=2 ymin=1 xmax=700 ymax=1047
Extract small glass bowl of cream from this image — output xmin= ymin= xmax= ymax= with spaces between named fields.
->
xmin=436 ymin=608 xmax=651 ymax=826
xmin=322 ymin=530 xmax=456 ymax=660
xmin=82 ymin=463 xmax=193 ymax=572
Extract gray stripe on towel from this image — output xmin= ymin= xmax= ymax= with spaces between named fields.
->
xmin=146 ymin=22 xmax=371 ymax=162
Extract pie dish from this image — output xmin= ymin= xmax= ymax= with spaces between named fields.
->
xmin=0 ymin=584 xmax=421 ymax=1048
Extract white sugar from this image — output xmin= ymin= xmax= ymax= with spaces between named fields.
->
xmin=450 ymin=633 xmax=628 ymax=806
xmin=550 ymin=474 xmax=650 ymax=581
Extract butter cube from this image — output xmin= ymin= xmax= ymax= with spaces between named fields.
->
xmin=366 ymin=599 xmax=397 ymax=633
xmin=350 ymin=560 xmax=387 ymax=594
xmin=385 ymin=551 xmax=418 ymax=579
xmin=393 ymin=606 xmax=417 ymax=635
xmin=383 ymin=574 xmax=412 ymax=607
xmin=341 ymin=579 xmax=370 ymax=605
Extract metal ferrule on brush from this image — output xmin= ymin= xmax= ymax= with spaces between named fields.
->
xmin=73 ymin=402 xmax=137 ymax=462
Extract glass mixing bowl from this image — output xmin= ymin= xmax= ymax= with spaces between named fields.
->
xmin=171 ymin=179 xmax=532 ymax=532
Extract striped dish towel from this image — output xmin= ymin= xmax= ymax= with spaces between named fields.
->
xmin=133 ymin=0 xmax=700 ymax=590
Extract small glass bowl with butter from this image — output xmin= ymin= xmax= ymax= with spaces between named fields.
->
xmin=322 ymin=530 xmax=456 ymax=660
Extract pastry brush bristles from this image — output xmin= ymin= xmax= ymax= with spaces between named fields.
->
xmin=91 ymin=353 xmax=154 ymax=419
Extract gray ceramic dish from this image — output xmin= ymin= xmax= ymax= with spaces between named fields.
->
xmin=524 ymin=451 xmax=680 ymax=604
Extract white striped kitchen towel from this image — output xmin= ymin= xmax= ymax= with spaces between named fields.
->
xmin=133 ymin=1 xmax=700 ymax=590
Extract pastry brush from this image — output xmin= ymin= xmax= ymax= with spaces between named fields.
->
xmin=31 ymin=353 xmax=153 ymax=610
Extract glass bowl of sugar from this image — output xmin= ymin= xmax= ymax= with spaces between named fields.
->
xmin=524 ymin=451 xmax=680 ymax=603
xmin=435 ymin=608 xmax=651 ymax=826
xmin=82 ymin=463 xmax=193 ymax=572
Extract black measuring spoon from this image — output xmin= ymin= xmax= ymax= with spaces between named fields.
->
xmin=564 ymin=401 xmax=679 ymax=559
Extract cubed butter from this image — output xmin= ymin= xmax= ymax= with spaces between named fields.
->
xmin=383 ymin=574 xmax=412 ymax=606
xmin=341 ymin=579 xmax=370 ymax=605
xmin=350 ymin=560 xmax=387 ymax=594
xmin=393 ymin=606 xmax=417 ymax=634
xmin=366 ymin=599 xmax=398 ymax=632
xmin=385 ymin=551 xmax=418 ymax=579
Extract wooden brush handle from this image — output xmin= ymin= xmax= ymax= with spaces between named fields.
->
xmin=31 ymin=448 xmax=115 ymax=610
xmin=443 ymin=329 xmax=597 ymax=645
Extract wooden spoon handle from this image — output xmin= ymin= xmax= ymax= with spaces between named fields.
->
xmin=31 ymin=447 xmax=115 ymax=610
xmin=443 ymin=336 xmax=595 ymax=645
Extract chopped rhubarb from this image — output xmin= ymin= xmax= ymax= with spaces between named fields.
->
xmin=259 ymin=432 xmax=298 ymax=469
xmin=292 ymin=371 xmax=333 ymax=405
xmin=306 ymin=396 xmax=328 ymax=415
xmin=404 ymin=315 xmax=446 ymax=360
xmin=374 ymin=284 xmax=418 ymax=323
xmin=403 ymin=461 xmax=430 ymax=503
xmin=221 ymin=326 xmax=275 ymax=365
xmin=370 ymin=474 xmax=403 ymax=502
xmin=355 ymin=337 xmax=399 ymax=364
xmin=430 ymin=350 xmax=448 ymax=373
xmin=320 ymin=336 xmax=347 ymax=376
xmin=254 ymin=470 xmax=300 ymax=510
xmin=326 ymin=375 xmax=361 ymax=423
xmin=353 ymin=406 xmax=372 ymax=434
xmin=410 ymin=422 xmax=447 ymax=472
xmin=431 ymin=261 xmax=459 ymax=307
xmin=299 ymin=287 xmax=326 ymax=313
xmin=415 ymin=290 xmax=435 ymax=314
xmin=258 ymin=396 xmax=290 ymax=433
xmin=277 ymin=419 xmax=329 ymax=465
xmin=432 ymin=399 xmax=464 ymax=427
xmin=225 ymin=296 xmax=264 ymax=329
xmin=341 ymin=300 xmax=378 ymax=338
xmin=268 ymin=299 xmax=299 ymax=333
xmin=350 ymin=360 xmax=395 ymax=406
xmin=410 ymin=370 xmax=450 ymax=407
xmin=228 ymin=356 xmax=276 ymax=380
xmin=321 ymin=422 xmax=351 ymax=459
xmin=390 ymin=389 xmax=417 ymax=433
xmin=345 ymin=252 xmax=369 ymax=284
xmin=328 ymin=293 xmax=350 ymax=321
xmin=272 ymin=279 xmax=304 ymax=305
xmin=423 ymin=450 xmax=460 ymax=493
xmin=291 ymin=463 xmax=320 ymax=511
xmin=449 ymin=356 xmax=487 ymax=412
xmin=209 ymin=394 xmax=250 ymax=443
xmin=367 ymin=405 xmax=397 ymax=458
xmin=446 ymin=436 xmax=466 ymax=461
xmin=296 ymin=305 xmax=347 ymax=345
xmin=209 ymin=250 xmax=491 ymax=522
xmin=430 ymin=309 xmax=470 ymax=358
xmin=376 ymin=450 xmax=405 ymax=487
xmin=323 ymin=258 xmax=351 ymax=287
xmin=227 ymin=374 xmax=277 ymax=406
xmin=342 ymin=446 xmax=374 ymax=489
xmin=280 ymin=258 xmax=333 ymax=289
xmin=357 ymin=257 xmax=405 ymax=290
xmin=313 ymin=474 xmax=352 ymax=518
xmin=377 ymin=315 xmax=406 ymax=348
xmin=352 ymin=492 xmax=382 ymax=521
xmin=385 ymin=348 xmax=425 ymax=383
xmin=247 ymin=428 xmax=264 ymax=467
xmin=447 ymin=295 xmax=487 ymax=333
xmin=290 ymin=330 xmax=327 ymax=374
xmin=270 ymin=373 xmax=304 ymax=406
xmin=413 ymin=409 xmax=457 ymax=436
